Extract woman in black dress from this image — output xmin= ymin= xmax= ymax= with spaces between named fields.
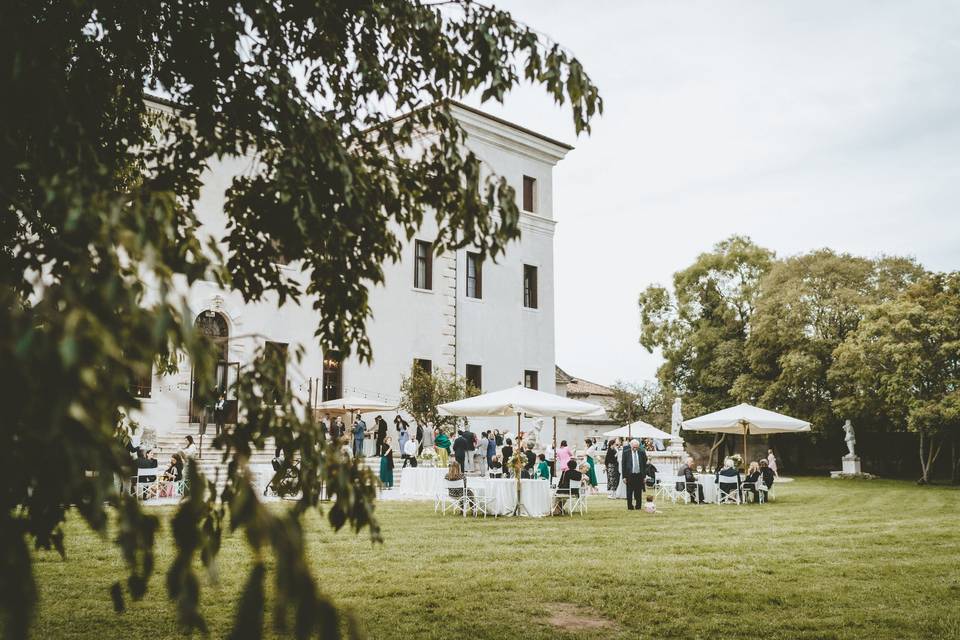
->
xmin=605 ymin=439 xmax=620 ymax=498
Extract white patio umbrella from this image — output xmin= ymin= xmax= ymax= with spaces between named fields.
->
xmin=681 ymin=402 xmax=811 ymax=456
xmin=315 ymin=396 xmax=397 ymax=414
xmin=438 ymin=384 xmax=605 ymax=515
xmin=437 ymin=384 xmax=604 ymax=419
xmin=603 ymin=420 xmax=673 ymax=441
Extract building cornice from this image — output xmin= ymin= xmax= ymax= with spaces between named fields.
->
xmin=450 ymin=102 xmax=572 ymax=165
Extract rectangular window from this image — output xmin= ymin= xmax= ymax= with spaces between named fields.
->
xmin=131 ymin=365 xmax=152 ymax=399
xmin=270 ymin=239 xmax=289 ymax=266
xmin=322 ymin=351 xmax=342 ymax=402
xmin=263 ymin=341 xmax=289 ymax=404
xmin=413 ymin=358 xmax=433 ymax=375
xmin=466 ymin=252 xmax=482 ymax=299
xmin=465 ymin=364 xmax=482 ymax=392
xmin=522 ymin=175 xmax=537 ymax=212
xmin=524 ymin=370 xmax=539 ymax=390
xmin=414 ymin=240 xmax=433 ymax=290
xmin=523 ymin=264 xmax=538 ymax=309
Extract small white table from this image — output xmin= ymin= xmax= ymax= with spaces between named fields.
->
xmin=467 ymin=478 xmax=551 ymax=517
xmin=398 ymin=467 xmax=447 ymax=497
xmin=695 ymin=474 xmax=719 ymax=503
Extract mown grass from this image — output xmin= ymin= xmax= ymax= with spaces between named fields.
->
xmin=26 ymin=478 xmax=960 ymax=639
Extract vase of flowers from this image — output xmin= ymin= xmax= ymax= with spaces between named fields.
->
xmin=418 ymin=449 xmax=439 ymax=468
xmin=730 ymin=453 xmax=744 ymax=470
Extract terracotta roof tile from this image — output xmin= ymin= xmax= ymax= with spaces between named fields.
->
xmin=555 ymin=366 xmax=614 ymax=397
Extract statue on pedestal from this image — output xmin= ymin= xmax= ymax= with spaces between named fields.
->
xmin=529 ymin=418 xmax=543 ymax=448
xmin=843 ymin=419 xmax=857 ymax=458
xmin=670 ymin=398 xmax=684 ymax=442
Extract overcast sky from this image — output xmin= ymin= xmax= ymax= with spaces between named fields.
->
xmin=461 ymin=0 xmax=960 ymax=387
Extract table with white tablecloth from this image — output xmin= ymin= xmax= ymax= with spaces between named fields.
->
xmin=397 ymin=467 xmax=447 ymax=497
xmin=695 ymin=473 xmax=718 ymax=503
xmin=466 ymin=478 xmax=552 ymax=517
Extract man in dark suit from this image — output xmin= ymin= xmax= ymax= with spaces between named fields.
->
xmin=213 ymin=392 xmax=227 ymax=436
xmin=621 ymin=439 xmax=647 ymax=510
xmin=523 ymin=443 xmax=536 ymax=478
xmin=500 ymin=439 xmax=514 ymax=479
xmin=452 ymin=431 xmax=470 ymax=470
xmin=679 ymin=457 xmax=705 ymax=504
xmin=375 ymin=415 xmax=388 ymax=455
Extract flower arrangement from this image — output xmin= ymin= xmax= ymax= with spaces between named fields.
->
xmin=418 ymin=449 xmax=439 ymax=467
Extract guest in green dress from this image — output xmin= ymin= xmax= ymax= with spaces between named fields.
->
xmin=535 ymin=453 xmax=551 ymax=481
xmin=584 ymin=438 xmax=599 ymax=490
xmin=435 ymin=430 xmax=451 ymax=467
xmin=380 ymin=437 xmax=394 ymax=489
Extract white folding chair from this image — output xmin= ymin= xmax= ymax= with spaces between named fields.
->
xmin=468 ymin=483 xmax=497 ymax=518
xmin=757 ymin=482 xmax=776 ymax=503
xmin=567 ymin=479 xmax=586 ymax=515
xmin=551 ymin=482 xmax=571 ymax=516
xmin=716 ymin=481 xmax=741 ymax=505
xmin=131 ymin=466 xmax=161 ymax=500
xmin=655 ymin=476 xmax=676 ymax=503
xmin=673 ymin=478 xmax=702 ymax=504
xmin=438 ymin=479 xmax=470 ymax=516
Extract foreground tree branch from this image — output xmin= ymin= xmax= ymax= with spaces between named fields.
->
xmin=0 ymin=1 xmax=601 ymax=637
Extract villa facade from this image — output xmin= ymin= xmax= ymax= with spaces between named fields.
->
xmin=132 ymin=98 xmax=573 ymax=438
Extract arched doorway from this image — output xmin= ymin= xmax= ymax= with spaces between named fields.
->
xmin=189 ymin=310 xmax=238 ymax=424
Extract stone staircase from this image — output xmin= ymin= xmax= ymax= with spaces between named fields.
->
xmin=154 ymin=423 xmax=403 ymax=494
xmin=153 ymin=422 xmax=276 ymax=491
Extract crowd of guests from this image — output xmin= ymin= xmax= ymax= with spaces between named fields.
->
xmin=316 ymin=412 xmax=783 ymax=510
xmin=599 ymin=438 xmax=781 ymax=508
xmin=321 ymin=413 xmax=611 ymax=493
xmin=673 ymin=455 xmax=777 ymax=504
xmin=126 ymin=434 xmax=198 ymax=499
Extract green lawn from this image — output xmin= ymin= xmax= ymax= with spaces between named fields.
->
xmin=28 ymin=478 xmax=960 ymax=639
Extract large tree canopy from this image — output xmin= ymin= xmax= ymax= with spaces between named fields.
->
xmin=640 ymin=237 xmax=960 ymax=480
xmin=638 ymin=235 xmax=774 ymax=418
xmin=0 ymin=1 xmax=601 ymax=638
xmin=831 ymin=272 xmax=960 ymax=483
xmin=735 ymin=251 xmax=923 ymax=433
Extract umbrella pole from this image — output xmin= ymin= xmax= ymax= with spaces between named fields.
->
xmin=552 ymin=417 xmax=557 ymax=477
xmin=514 ymin=412 xmax=526 ymax=517
xmin=743 ymin=422 xmax=748 ymax=459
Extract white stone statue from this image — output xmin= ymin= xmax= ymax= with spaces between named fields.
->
xmin=529 ymin=419 xmax=543 ymax=447
xmin=843 ymin=419 xmax=857 ymax=457
xmin=671 ymin=398 xmax=683 ymax=439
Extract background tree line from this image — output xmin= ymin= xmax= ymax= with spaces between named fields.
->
xmin=634 ymin=236 xmax=959 ymax=484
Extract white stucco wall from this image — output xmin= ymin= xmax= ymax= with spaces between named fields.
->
xmin=133 ymin=101 xmax=571 ymax=437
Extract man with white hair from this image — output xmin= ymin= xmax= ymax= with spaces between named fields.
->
xmin=679 ymin=456 xmax=705 ymax=504
xmin=620 ymin=438 xmax=648 ymax=510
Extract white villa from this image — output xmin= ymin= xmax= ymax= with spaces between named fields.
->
xmin=133 ymin=97 xmax=575 ymax=441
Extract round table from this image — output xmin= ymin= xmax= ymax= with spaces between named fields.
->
xmin=695 ymin=474 xmax=718 ymax=503
xmin=398 ymin=467 xmax=447 ymax=497
xmin=466 ymin=478 xmax=551 ymax=517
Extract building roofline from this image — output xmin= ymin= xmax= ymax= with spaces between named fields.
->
xmin=144 ymin=93 xmax=181 ymax=111
xmin=144 ymin=93 xmax=571 ymax=154
xmin=446 ymin=100 xmax=573 ymax=151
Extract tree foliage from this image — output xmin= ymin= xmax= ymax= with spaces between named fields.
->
xmin=607 ymin=380 xmax=673 ymax=430
xmin=1 ymin=1 xmax=601 ymax=637
xmin=641 ymin=236 xmax=959 ymax=482
xmin=638 ymin=235 xmax=774 ymax=417
xmin=398 ymin=365 xmax=475 ymax=434
xmin=830 ymin=272 xmax=960 ymax=482
xmin=735 ymin=251 xmax=923 ymax=433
